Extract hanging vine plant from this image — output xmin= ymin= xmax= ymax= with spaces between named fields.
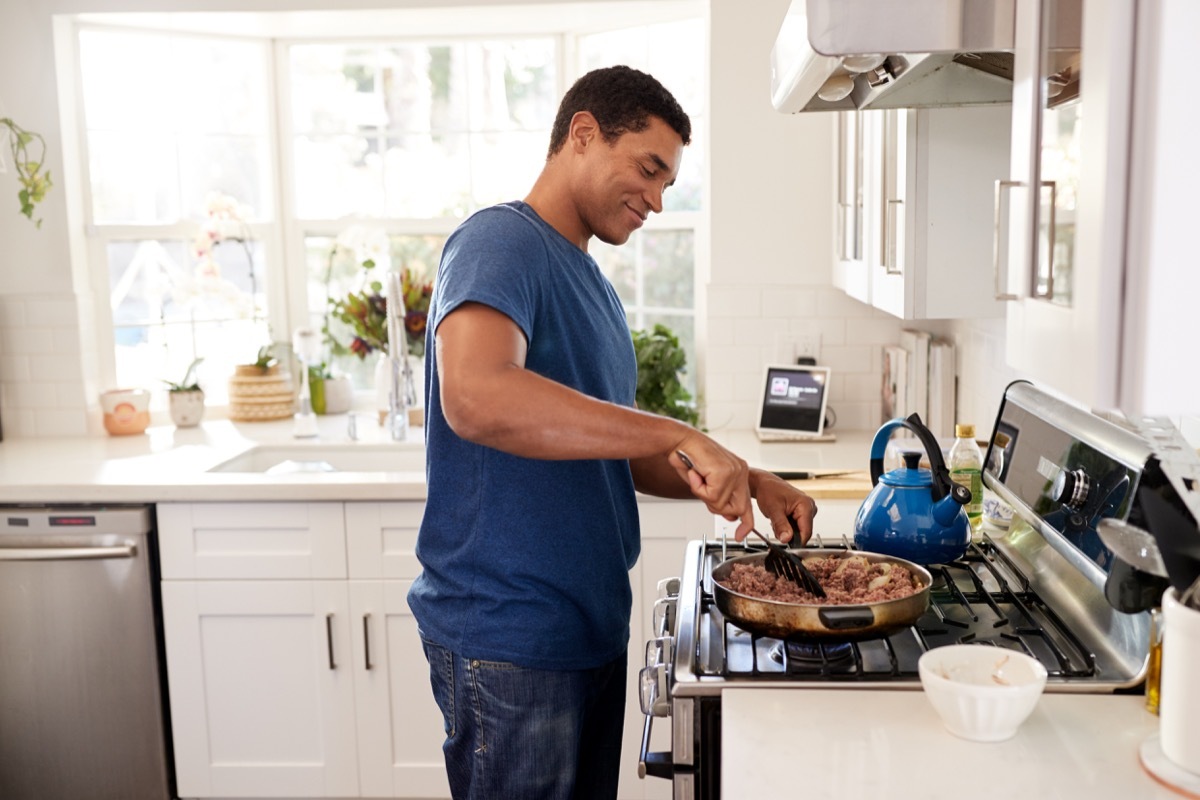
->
xmin=1 ymin=117 xmax=52 ymax=228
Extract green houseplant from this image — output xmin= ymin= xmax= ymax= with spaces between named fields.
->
xmin=631 ymin=324 xmax=700 ymax=427
xmin=1 ymin=117 xmax=52 ymax=227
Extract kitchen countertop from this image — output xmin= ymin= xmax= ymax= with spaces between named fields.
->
xmin=722 ymin=689 xmax=1182 ymax=799
xmin=0 ymin=415 xmax=876 ymax=504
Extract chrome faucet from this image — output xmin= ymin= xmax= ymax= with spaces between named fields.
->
xmin=385 ymin=271 xmax=417 ymax=441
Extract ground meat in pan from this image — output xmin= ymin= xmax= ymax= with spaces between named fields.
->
xmin=720 ymin=555 xmax=920 ymax=605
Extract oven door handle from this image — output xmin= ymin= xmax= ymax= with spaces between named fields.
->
xmin=638 ymin=711 xmax=674 ymax=780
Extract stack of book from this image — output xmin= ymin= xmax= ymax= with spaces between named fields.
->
xmin=882 ymin=330 xmax=956 ymax=438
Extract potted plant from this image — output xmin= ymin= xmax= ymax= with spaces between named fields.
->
xmin=227 ymin=343 xmax=294 ymax=422
xmin=1 ymin=117 xmax=52 ymax=227
xmin=631 ymin=324 xmax=700 ymax=427
xmin=163 ymin=357 xmax=205 ymax=427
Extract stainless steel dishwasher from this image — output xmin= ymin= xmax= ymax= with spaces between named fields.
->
xmin=0 ymin=505 xmax=174 ymax=799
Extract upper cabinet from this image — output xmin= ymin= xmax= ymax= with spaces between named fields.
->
xmin=999 ymin=0 xmax=1200 ymax=416
xmin=831 ymin=104 xmax=1011 ymax=320
xmin=998 ymin=0 xmax=1134 ymax=409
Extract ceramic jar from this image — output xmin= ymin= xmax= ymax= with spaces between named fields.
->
xmin=100 ymin=388 xmax=151 ymax=435
xmin=168 ymin=389 xmax=205 ymax=427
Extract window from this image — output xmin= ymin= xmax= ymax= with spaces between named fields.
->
xmin=580 ymin=21 xmax=705 ymax=397
xmin=71 ymin=8 xmax=705 ymax=408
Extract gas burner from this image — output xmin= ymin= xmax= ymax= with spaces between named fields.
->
xmin=769 ymin=640 xmax=855 ymax=671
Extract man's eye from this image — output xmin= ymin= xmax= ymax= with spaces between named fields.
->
xmin=640 ymin=165 xmax=655 ymax=178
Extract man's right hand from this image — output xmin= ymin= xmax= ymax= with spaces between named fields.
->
xmin=669 ymin=438 xmax=754 ymax=538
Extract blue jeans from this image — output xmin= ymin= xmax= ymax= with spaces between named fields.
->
xmin=419 ymin=632 xmax=627 ymax=800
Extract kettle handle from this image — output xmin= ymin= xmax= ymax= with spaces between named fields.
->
xmin=869 ymin=413 xmax=969 ymax=506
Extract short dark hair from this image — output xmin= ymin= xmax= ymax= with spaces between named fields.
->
xmin=546 ymin=65 xmax=691 ymax=158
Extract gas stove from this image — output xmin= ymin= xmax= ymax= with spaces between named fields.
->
xmin=638 ymin=382 xmax=1170 ymax=799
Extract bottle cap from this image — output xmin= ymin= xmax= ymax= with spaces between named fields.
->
xmin=955 ymin=424 xmax=976 ymax=438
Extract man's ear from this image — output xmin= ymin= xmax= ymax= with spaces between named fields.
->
xmin=568 ymin=111 xmax=600 ymax=153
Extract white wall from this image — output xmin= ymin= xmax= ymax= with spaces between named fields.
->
xmin=703 ymin=0 xmax=906 ymax=434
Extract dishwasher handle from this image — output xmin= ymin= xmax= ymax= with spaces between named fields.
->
xmin=0 ymin=541 xmax=138 ymax=561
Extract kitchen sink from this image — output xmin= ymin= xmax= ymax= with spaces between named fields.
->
xmin=207 ymin=443 xmax=426 ymax=475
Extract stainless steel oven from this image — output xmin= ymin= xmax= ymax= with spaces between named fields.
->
xmin=637 ymin=382 xmax=1199 ymax=799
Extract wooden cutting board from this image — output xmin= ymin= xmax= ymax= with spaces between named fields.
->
xmin=782 ymin=470 xmax=873 ymax=500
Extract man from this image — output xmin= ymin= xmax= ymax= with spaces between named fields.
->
xmin=408 ymin=65 xmax=816 ymax=800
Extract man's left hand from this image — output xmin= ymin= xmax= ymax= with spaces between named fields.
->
xmin=750 ymin=470 xmax=817 ymax=544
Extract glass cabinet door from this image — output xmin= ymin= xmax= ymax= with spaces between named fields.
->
xmin=837 ymin=111 xmax=864 ymax=262
xmin=1032 ymin=0 xmax=1082 ymax=306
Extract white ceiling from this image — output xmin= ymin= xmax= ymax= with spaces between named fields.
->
xmin=75 ymin=0 xmax=705 ymax=38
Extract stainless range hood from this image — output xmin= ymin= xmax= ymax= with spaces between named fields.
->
xmin=771 ymin=0 xmax=1024 ymax=113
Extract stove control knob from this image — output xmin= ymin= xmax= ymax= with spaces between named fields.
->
xmin=1053 ymin=468 xmax=1091 ymax=510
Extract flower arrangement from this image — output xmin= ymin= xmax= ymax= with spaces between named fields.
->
xmin=1 ymin=117 xmax=52 ymax=227
xmin=324 ymin=226 xmax=433 ymax=360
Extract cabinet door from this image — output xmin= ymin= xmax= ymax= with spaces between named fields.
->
xmin=162 ymin=580 xmax=358 ymax=798
xmin=349 ymin=580 xmax=451 ymax=799
xmin=158 ymin=502 xmax=347 ymax=579
xmin=833 ymin=110 xmax=872 ymax=304
xmin=871 ymin=106 xmax=1011 ymax=320
xmin=1001 ymin=0 xmax=1135 ymax=408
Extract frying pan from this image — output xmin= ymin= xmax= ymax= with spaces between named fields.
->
xmin=710 ymin=548 xmax=932 ymax=642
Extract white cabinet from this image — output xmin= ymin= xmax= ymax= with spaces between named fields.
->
xmin=999 ymin=0 xmax=1134 ymax=410
xmin=832 ymin=106 xmax=1011 ymax=320
xmin=999 ymin=0 xmax=1200 ymax=417
xmin=162 ymin=579 xmax=359 ymax=797
xmin=159 ymin=500 xmax=447 ymax=800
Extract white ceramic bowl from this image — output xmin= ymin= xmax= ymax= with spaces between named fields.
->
xmin=918 ymin=644 xmax=1048 ymax=742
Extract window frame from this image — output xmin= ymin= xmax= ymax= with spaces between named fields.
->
xmin=69 ymin=13 xmax=705 ymax=407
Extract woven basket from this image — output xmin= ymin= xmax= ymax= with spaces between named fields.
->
xmin=228 ymin=364 xmax=295 ymax=422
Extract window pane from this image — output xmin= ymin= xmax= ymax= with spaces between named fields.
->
xmin=591 ymin=239 xmax=636 ymax=305
xmin=293 ymin=135 xmax=386 ymax=218
xmin=643 ymin=230 xmax=694 ymax=308
xmin=291 ymin=39 xmax=554 ymax=219
xmin=79 ymin=27 xmax=271 ymax=225
xmin=108 ymin=239 xmax=264 ymax=327
xmin=383 ymin=133 xmax=472 ymax=218
xmin=178 ymin=135 xmax=273 ymax=220
xmin=469 ymin=131 xmax=546 ymax=207
xmin=88 ymin=133 xmax=180 ymax=224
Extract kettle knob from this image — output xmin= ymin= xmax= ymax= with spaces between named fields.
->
xmin=902 ymin=452 xmax=922 ymax=470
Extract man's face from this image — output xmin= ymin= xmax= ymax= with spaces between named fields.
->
xmin=575 ymin=115 xmax=684 ymax=248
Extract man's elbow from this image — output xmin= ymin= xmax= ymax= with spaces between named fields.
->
xmin=440 ymin=386 xmax=495 ymax=443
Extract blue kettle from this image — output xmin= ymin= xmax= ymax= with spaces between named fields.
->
xmin=853 ymin=414 xmax=972 ymax=564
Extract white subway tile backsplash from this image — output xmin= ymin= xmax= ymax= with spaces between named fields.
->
xmin=707 ymin=284 xmax=761 ymax=318
xmin=25 ymin=299 xmax=80 ymax=327
xmin=34 ymin=408 xmax=89 ymax=437
xmin=761 ymin=287 xmax=816 ymax=319
xmin=732 ymin=316 xmax=788 ymax=347
xmin=5 ymin=326 xmax=60 ymax=356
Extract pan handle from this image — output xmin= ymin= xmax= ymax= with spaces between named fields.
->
xmin=818 ymin=607 xmax=876 ymax=630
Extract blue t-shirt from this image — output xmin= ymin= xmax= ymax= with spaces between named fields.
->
xmin=407 ymin=201 xmax=640 ymax=670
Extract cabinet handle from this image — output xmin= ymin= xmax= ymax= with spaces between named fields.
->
xmin=993 ymin=179 xmax=1023 ymax=301
xmin=325 ymin=613 xmax=336 ymax=670
xmin=884 ymin=198 xmax=904 ymax=275
xmin=363 ymin=613 xmax=373 ymax=671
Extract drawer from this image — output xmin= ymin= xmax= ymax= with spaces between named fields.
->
xmin=345 ymin=502 xmax=426 ymax=579
xmin=158 ymin=502 xmax=347 ymax=580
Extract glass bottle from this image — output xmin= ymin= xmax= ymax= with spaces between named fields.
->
xmin=949 ymin=424 xmax=984 ymax=538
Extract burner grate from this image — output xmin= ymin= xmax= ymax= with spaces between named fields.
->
xmin=698 ymin=543 xmax=1098 ymax=681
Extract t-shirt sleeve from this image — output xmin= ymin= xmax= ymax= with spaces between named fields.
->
xmin=430 ymin=207 xmax=545 ymax=344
